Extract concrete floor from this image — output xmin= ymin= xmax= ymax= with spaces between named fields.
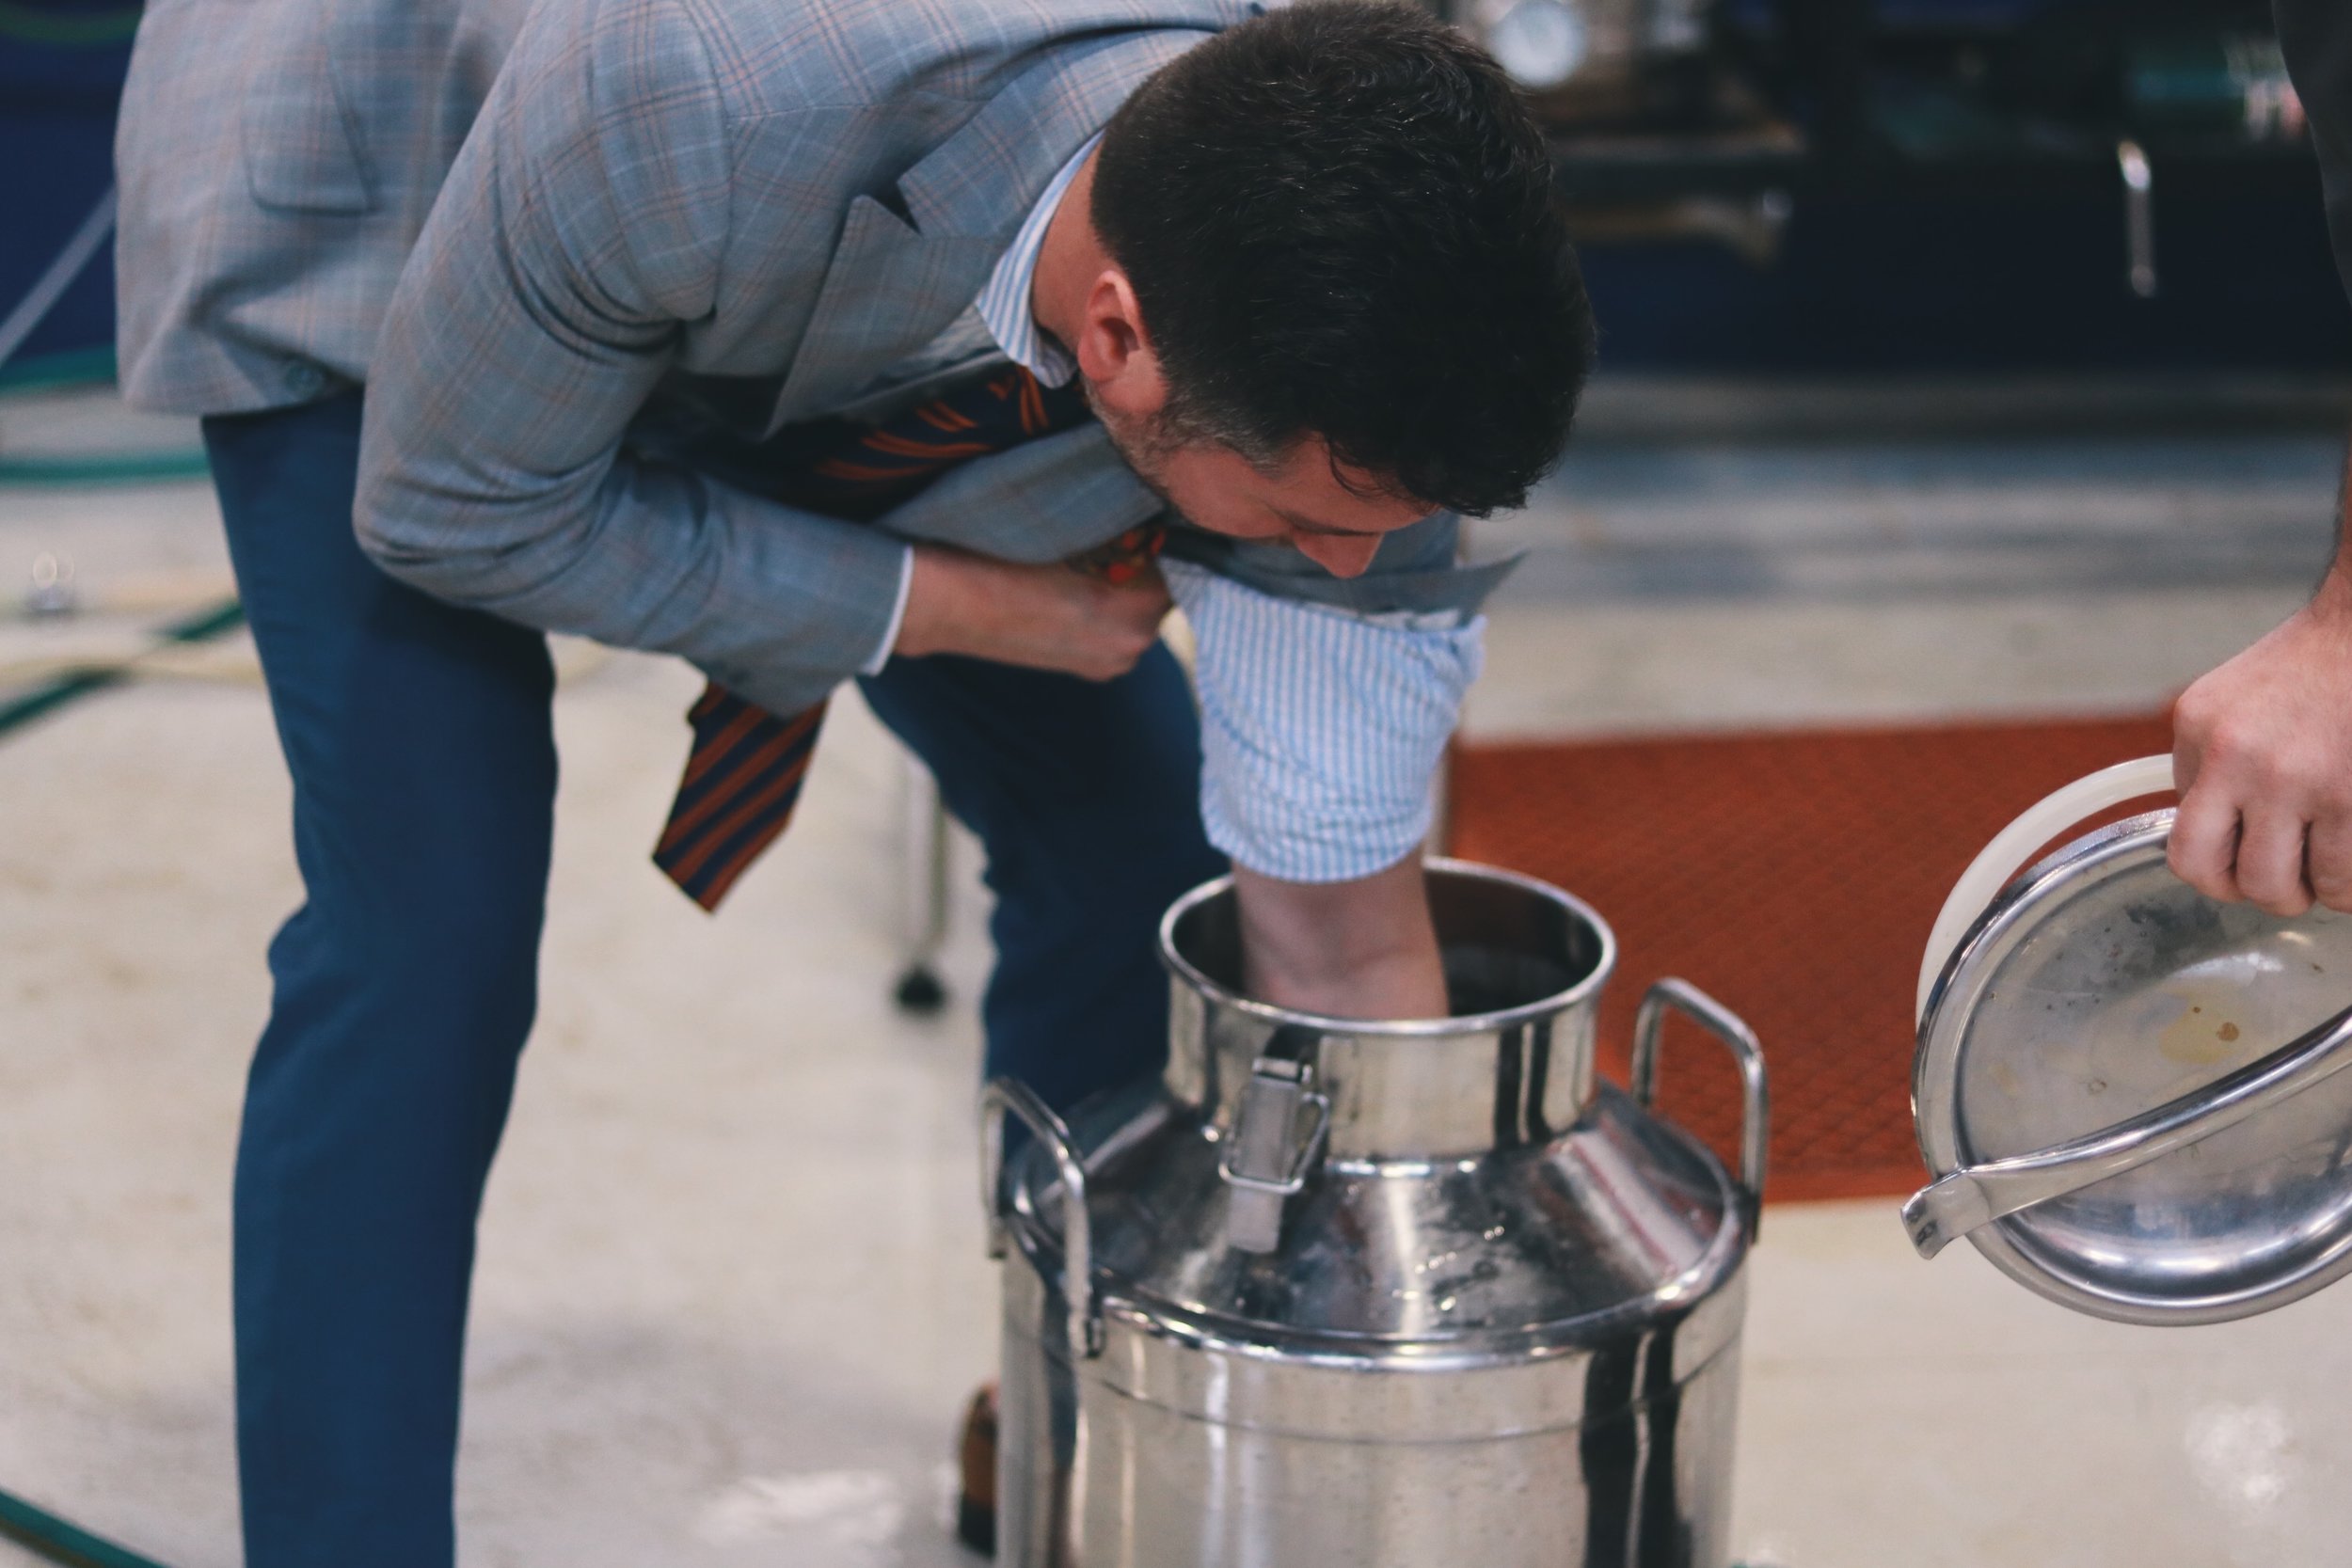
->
xmin=6 ymin=378 xmax=2352 ymax=1566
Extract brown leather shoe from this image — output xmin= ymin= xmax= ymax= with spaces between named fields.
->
xmin=955 ymin=1382 xmax=998 ymax=1556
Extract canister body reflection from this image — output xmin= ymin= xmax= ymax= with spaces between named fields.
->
xmin=988 ymin=863 xmax=1768 ymax=1567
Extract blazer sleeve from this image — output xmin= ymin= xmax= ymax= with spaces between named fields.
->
xmin=353 ymin=0 xmax=906 ymax=718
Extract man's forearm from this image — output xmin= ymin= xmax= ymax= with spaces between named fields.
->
xmin=895 ymin=545 xmax=1174 ymax=677
xmin=1232 ymin=854 xmax=1449 ymax=1021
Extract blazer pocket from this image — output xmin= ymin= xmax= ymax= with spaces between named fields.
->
xmin=240 ymin=0 xmax=375 ymax=214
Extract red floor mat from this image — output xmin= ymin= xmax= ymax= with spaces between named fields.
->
xmin=1445 ymin=714 xmax=2176 ymax=1202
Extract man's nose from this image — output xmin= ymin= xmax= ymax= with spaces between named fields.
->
xmin=1295 ymin=533 xmax=1382 ymax=578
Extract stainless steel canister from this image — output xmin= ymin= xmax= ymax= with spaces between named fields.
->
xmin=983 ymin=859 xmax=1768 ymax=1568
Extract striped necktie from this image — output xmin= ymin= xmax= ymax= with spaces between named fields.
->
xmin=653 ymin=365 xmax=1161 ymax=911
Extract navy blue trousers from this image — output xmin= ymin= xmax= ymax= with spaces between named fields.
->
xmin=201 ymin=391 xmax=1220 ymax=1568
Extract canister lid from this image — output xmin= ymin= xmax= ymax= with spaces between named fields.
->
xmin=1913 ymin=809 xmax=2352 ymax=1324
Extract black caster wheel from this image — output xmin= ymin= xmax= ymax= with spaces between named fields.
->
xmin=893 ymin=965 xmax=948 ymax=1015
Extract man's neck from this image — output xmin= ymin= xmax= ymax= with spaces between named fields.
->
xmin=1031 ymin=150 xmax=1105 ymax=366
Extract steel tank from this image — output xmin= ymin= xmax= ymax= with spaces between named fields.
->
xmin=984 ymin=859 xmax=1768 ymax=1568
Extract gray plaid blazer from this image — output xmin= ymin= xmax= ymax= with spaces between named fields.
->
xmin=117 ymin=0 xmax=1503 ymax=714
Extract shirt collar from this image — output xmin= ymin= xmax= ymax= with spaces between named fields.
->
xmin=974 ymin=133 xmax=1102 ymax=389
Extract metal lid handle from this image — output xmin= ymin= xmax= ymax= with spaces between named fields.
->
xmin=1903 ymin=999 xmax=2352 ymax=1259
xmin=1633 ymin=979 xmax=1770 ymax=1231
xmin=980 ymin=1077 xmax=1104 ymax=1361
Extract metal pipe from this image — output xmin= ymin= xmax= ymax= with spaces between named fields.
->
xmin=0 ymin=188 xmax=117 ymax=374
xmin=2118 ymin=139 xmax=2157 ymax=300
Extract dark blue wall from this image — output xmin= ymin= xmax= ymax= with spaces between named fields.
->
xmin=1 ymin=4 xmax=135 ymax=371
xmin=1581 ymin=178 xmax=2352 ymax=371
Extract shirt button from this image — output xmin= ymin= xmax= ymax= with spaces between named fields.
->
xmin=284 ymin=361 xmax=326 ymax=398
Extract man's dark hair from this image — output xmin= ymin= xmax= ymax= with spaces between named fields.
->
xmin=1092 ymin=0 xmax=1592 ymax=517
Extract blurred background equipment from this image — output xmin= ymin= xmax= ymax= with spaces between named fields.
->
xmin=1416 ymin=0 xmax=2350 ymax=370
xmin=8 ymin=0 xmax=2348 ymax=384
xmin=1467 ymin=0 xmax=1714 ymax=103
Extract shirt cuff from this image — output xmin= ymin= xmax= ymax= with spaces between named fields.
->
xmin=861 ymin=545 xmax=915 ymax=676
xmin=1162 ymin=560 xmax=1484 ymax=883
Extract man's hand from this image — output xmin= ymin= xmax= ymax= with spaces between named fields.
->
xmin=897 ymin=544 xmax=1171 ymax=679
xmin=1232 ymin=854 xmax=1449 ymax=1021
xmin=2171 ymin=570 xmax=2352 ymax=916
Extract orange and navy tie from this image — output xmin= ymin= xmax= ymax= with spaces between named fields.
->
xmin=652 ymin=366 xmax=1161 ymax=911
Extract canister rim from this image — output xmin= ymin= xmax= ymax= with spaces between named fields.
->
xmin=1156 ymin=857 xmax=1618 ymax=1038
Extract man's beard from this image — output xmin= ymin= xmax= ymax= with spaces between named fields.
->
xmin=1081 ymin=379 xmax=1183 ymax=511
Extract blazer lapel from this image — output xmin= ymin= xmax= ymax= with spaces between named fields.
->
xmin=769 ymin=196 xmax=993 ymax=425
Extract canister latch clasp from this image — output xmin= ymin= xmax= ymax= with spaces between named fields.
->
xmin=1219 ymin=1055 xmax=1332 ymax=1255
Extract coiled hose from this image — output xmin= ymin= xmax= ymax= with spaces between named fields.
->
xmin=0 ymin=1485 xmax=171 ymax=1568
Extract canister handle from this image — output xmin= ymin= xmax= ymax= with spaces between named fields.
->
xmin=1632 ymin=979 xmax=1770 ymax=1232
xmin=980 ymin=1077 xmax=1104 ymax=1362
xmin=1915 ymin=754 xmax=2176 ymax=1024
xmin=1903 ymin=998 xmax=2352 ymax=1259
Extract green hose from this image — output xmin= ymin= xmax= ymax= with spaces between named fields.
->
xmin=0 ymin=597 xmax=244 ymax=741
xmin=0 ymin=352 xmax=211 ymax=485
xmin=0 ymin=450 xmax=212 ymax=484
xmin=0 ymin=348 xmax=118 ymax=394
xmin=0 ymin=1 xmax=141 ymax=47
xmin=0 ymin=1485 xmax=173 ymax=1568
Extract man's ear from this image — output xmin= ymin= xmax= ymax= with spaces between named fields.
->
xmin=1073 ymin=268 xmax=1166 ymax=421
